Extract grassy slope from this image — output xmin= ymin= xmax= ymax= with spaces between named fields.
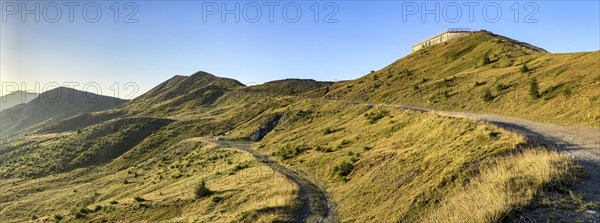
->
xmin=228 ymin=99 xmax=576 ymax=222
xmin=0 ymin=139 xmax=298 ymax=222
xmin=323 ymin=31 xmax=600 ymax=127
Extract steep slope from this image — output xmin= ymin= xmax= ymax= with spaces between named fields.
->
xmin=0 ymin=117 xmax=173 ymax=178
xmin=323 ymin=31 xmax=600 ymax=127
xmin=0 ymin=87 xmax=126 ymax=139
xmin=0 ymin=91 xmax=38 ymax=111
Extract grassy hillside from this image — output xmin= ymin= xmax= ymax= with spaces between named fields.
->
xmin=125 ymin=71 xmax=245 ymax=114
xmin=0 ymin=117 xmax=173 ymax=178
xmin=226 ymin=99 xmax=577 ymax=222
xmin=0 ymin=36 xmax=592 ymax=223
xmin=0 ymin=139 xmax=298 ymax=222
xmin=0 ymin=94 xmax=575 ymax=222
xmin=323 ymin=31 xmax=600 ymax=127
xmin=243 ymin=79 xmax=333 ymax=96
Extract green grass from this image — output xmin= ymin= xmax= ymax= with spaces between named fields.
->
xmin=0 ymin=140 xmax=298 ymax=222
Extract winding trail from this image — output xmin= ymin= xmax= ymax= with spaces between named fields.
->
xmin=438 ymin=111 xmax=600 ymax=222
xmin=210 ymin=140 xmax=336 ymax=223
xmin=216 ymin=100 xmax=599 ymax=222
xmin=364 ymin=102 xmax=600 ymax=222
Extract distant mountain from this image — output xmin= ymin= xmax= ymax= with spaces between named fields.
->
xmin=0 ymin=87 xmax=127 ymax=139
xmin=125 ymin=71 xmax=245 ymax=114
xmin=0 ymin=91 xmax=38 ymax=111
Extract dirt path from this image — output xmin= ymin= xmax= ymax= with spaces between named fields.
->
xmin=334 ymin=100 xmax=600 ymax=221
xmin=365 ymin=102 xmax=600 ymax=222
xmin=437 ymin=111 xmax=600 ymax=222
xmin=210 ymin=140 xmax=336 ymax=223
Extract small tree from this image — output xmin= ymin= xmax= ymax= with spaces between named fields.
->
xmin=520 ymin=64 xmax=531 ymax=73
xmin=482 ymin=88 xmax=494 ymax=102
xmin=195 ymin=180 xmax=212 ymax=199
xmin=529 ymin=78 xmax=540 ymax=99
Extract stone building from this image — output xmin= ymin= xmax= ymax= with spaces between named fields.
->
xmin=412 ymin=28 xmax=472 ymax=52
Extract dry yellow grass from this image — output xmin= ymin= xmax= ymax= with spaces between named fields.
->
xmin=228 ymin=99 xmax=576 ymax=222
xmin=423 ymin=149 xmax=574 ymax=222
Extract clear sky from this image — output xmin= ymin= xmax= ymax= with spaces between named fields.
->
xmin=1 ymin=1 xmax=599 ymax=99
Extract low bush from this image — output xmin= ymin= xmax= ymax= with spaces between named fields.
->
xmin=365 ymin=110 xmax=389 ymax=124
xmin=530 ymin=78 xmax=540 ymax=99
xmin=482 ymin=88 xmax=494 ymax=102
xmin=272 ymin=144 xmax=309 ymax=160
xmin=334 ymin=160 xmax=354 ymax=180
xmin=133 ymin=196 xmax=146 ymax=202
xmin=195 ymin=180 xmax=212 ymax=199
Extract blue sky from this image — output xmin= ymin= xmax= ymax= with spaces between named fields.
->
xmin=1 ymin=1 xmax=599 ymax=99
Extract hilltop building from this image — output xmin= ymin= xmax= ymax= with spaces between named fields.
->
xmin=412 ymin=28 xmax=473 ymax=52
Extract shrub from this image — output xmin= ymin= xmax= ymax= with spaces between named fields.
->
xmin=521 ymin=64 xmax=531 ymax=73
xmin=53 ymin=214 xmax=63 ymax=221
xmin=109 ymin=200 xmax=118 ymax=204
xmin=69 ymin=206 xmax=89 ymax=219
xmin=443 ymin=90 xmax=451 ymax=99
xmin=233 ymin=163 xmax=249 ymax=172
xmin=133 ymin=196 xmax=146 ymax=202
xmin=495 ymin=83 xmax=509 ymax=92
xmin=337 ymin=139 xmax=352 ymax=149
xmin=482 ymin=88 xmax=494 ymax=102
xmin=323 ymin=127 xmax=343 ymax=135
xmin=529 ymin=78 xmax=540 ymax=99
xmin=474 ymin=81 xmax=487 ymax=87
xmin=399 ymin=68 xmax=413 ymax=76
xmin=315 ymin=145 xmax=333 ymax=153
xmin=195 ymin=180 xmax=212 ymax=199
xmin=363 ymin=146 xmax=373 ymax=151
xmin=365 ymin=110 xmax=389 ymax=124
xmin=563 ymin=87 xmax=572 ymax=96
xmin=273 ymin=144 xmax=309 ymax=160
xmin=334 ymin=160 xmax=354 ymax=178
xmin=482 ymin=55 xmax=491 ymax=65
xmin=212 ymin=196 xmax=224 ymax=203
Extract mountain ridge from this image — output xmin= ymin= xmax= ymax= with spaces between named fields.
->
xmin=0 ymin=87 xmax=127 ymax=139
